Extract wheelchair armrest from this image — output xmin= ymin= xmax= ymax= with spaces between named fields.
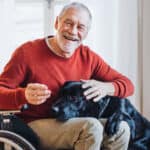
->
xmin=0 ymin=111 xmax=17 ymax=130
xmin=0 ymin=104 xmax=28 ymax=116
xmin=0 ymin=110 xmax=21 ymax=116
xmin=0 ymin=104 xmax=28 ymax=130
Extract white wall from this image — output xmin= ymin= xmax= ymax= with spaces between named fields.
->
xmin=0 ymin=0 xmax=16 ymax=72
xmin=0 ymin=0 xmax=44 ymax=73
xmin=142 ymin=0 xmax=150 ymax=120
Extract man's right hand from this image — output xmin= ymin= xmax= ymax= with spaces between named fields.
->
xmin=25 ymin=83 xmax=51 ymax=105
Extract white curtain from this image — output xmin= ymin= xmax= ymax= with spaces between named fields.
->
xmin=0 ymin=0 xmax=45 ymax=72
xmin=112 ymin=0 xmax=140 ymax=109
xmin=142 ymin=0 xmax=150 ymax=119
xmin=0 ymin=0 xmax=16 ymax=72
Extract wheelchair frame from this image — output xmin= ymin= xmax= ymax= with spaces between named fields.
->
xmin=0 ymin=110 xmax=36 ymax=150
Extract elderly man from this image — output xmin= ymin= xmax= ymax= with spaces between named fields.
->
xmin=0 ymin=2 xmax=134 ymax=150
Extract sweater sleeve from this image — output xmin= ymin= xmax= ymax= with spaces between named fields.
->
xmin=91 ymin=52 xmax=134 ymax=98
xmin=0 ymin=46 xmax=28 ymax=110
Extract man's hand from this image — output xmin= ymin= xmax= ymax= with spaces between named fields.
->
xmin=25 ymin=83 xmax=51 ymax=105
xmin=81 ymin=79 xmax=115 ymax=102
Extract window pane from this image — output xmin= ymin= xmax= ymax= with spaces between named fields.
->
xmin=0 ymin=0 xmax=45 ymax=72
xmin=14 ymin=0 xmax=44 ymax=47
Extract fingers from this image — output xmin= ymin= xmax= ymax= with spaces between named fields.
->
xmin=81 ymin=79 xmax=107 ymax=102
xmin=84 ymin=88 xmax=106 ymax=102
xmin=84 ymin=88 xmax=99 ymax=99
xmin=25 ymin=83 xmax=51 ymax=105
xmin=83 ymin=86 xmax=98 ymax=96
xmin=92 ymin=91 xmax=107 ymax=102
xmin=27 ymin=83 xmax=48 ymax=90
xmin=81 ymin=79 xmax=96 ymax=89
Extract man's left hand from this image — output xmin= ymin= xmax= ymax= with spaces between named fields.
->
xmin=81 ymin=79 xmax=115 ymax=102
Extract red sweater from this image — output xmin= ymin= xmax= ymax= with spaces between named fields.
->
xmin=0 ymin=38 xmax=134 ymax=122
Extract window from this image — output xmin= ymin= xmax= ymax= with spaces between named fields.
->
xmin=0 ymin=0 xmax=45 ymax=71
xmin=14 ymin=0 xmax=45 ymax=47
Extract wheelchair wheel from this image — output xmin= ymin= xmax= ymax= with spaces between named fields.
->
xmin=0 ymin=130 xmax=36 ymax=150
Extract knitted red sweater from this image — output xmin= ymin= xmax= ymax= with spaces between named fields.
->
xmin=0 ymin=38 xmax=134 ymax=122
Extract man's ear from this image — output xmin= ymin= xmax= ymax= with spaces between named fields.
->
xmin=55 ymin=16 xmax=59 ymax=30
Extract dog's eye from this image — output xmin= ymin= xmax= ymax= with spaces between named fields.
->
xmin=73 ymin=96 xmax=78 ymax=100
xmin=67 ymin=96 xmax=78 ymax=101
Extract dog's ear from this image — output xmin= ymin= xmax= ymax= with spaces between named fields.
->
xmin=97 ymin=96 xmax=111 ymax=117
xmin=59 ymin=81 xmax=83 ymax=97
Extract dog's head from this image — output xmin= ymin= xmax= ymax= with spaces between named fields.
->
xmin=51 ymin=81 xmax=86 ymax=120
xmin=59 ymin=81 xmax=83 ymax=97
xmin=51 ymin=81 xmax=110 ymax=121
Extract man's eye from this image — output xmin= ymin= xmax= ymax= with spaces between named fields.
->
xmin=78 ymin=26 xmax=86 ymax=31
xmin=65 ymin=22 xmax=72 ymax=26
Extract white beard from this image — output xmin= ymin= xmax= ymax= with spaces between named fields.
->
xmin=59 ymin=41 xmax=79 ymax=53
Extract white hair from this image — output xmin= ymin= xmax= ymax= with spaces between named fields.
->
xmin=58 ymin=2 xmax=92 ymax=28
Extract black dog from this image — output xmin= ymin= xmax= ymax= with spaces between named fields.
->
xmin=51 ymin=81 xmax=150 ymax=150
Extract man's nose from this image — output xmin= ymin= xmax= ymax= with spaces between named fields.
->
xmin=69 ymin=26 xmax=78 ymax=34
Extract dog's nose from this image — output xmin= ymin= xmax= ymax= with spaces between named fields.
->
xmin=52 ymin=106 xmax=59 ymax=113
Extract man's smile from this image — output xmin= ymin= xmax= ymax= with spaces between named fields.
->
xmin=63 ymin=34 xmax=79 ymax=42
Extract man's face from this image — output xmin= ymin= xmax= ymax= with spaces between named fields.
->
xmin=55 ymin=7 xmax=90 ymax=54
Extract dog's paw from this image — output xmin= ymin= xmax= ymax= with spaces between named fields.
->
xmin=122 ymin=113 xmax=135 ymax=139
xmin=104 ymin=112 xmax=122 ymax=136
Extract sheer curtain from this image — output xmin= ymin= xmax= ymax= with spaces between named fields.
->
xmin=0 ymin=0 xmax=45 ymax=72
xmin=142 ymin=0 xmax=150 ymax=119
xmin=112 ymin=0 xmax=140 ymax=108
xmin=0 ymin=0 xmax=16 ymax=72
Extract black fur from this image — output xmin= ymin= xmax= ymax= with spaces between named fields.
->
xmin=51 ymin=81 xmax=150 ymax=150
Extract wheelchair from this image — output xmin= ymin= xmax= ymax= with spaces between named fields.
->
xmin=0 ymin=109 xmax=36 ymax=150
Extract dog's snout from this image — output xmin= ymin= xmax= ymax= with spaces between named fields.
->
xmin=52 ymin=106 xmax=59 ymax=113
